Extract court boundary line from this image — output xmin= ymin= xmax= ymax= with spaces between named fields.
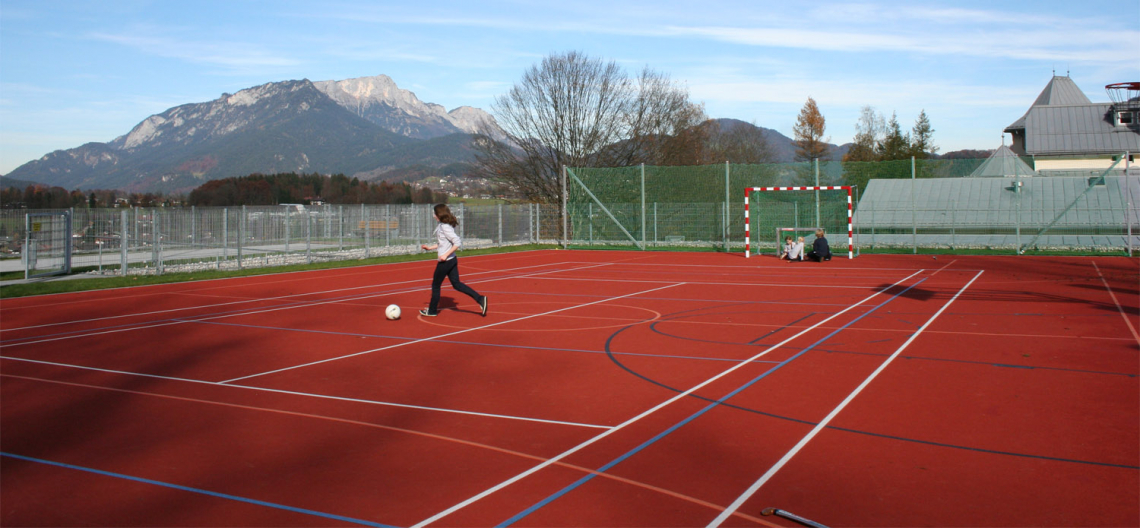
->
xmin=407 ymin=269 xmax=925 ymax=528
xmin=0 ymin=262 xmax=611 ymax=348
xmin=497 ymin=278 xmax=930 ymax=526
xmin=1 ymin=373 xmax=780 ymax=527
xmin=1091 ymin=261 xmax=1140 ymax=346
xmin=708 ymin=270 xmax=984 ymax=527
xmin=0 ymin=248 xmax=558 ymax=304
xmin=0 ymin=452 xmax=397 ymax=528
xmin=574 ymin=260 xmax=980 ymax=272
xmin=1 ymin=260 xmax=569 ymax=334
xmin=219 ymin=282 xmax=686 ymax=383
xmin=528 ymin=276 xmax=895 ymax=289
xmin=178 ymin=319 xmax=782 ymax=365
xmin=0 ymin=356 xmax=611 ymax=429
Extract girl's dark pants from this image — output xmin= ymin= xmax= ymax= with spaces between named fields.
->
xmin=429 ymin=258 xmax=483 ymax=313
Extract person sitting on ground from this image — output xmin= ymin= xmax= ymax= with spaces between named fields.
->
xmin=805 ymin=229 xmax=832 ymax=262
xmin=786 ymin=236 xmax=805 ymax=262
xmin=778 ymin=236 xmax=794 ymax=260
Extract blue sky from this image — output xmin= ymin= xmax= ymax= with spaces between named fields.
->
xmin=1 ymin=0 xmax=1137 ymax=174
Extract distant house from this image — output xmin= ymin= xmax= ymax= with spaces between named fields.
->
xmin=1004 ymin=75 xmax=1140 ymax=175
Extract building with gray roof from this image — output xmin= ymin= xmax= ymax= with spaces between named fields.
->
xmin=968 ymin=144 xmax=1038 ymax=178
xmin=1005 ymin=75 xmax=1139 ymax=176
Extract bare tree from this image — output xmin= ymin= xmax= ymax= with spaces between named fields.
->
xmin=843 ymin=105 xmax=885 ymax=162
xmin=472 ymin=51 xmax=704 ymax=203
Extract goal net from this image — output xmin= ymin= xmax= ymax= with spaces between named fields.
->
xmin=745 ymin=186 xmax=853 ymax=258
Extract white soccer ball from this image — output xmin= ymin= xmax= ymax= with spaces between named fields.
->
xmin=385 ymin=304 xmax=401 ymax=320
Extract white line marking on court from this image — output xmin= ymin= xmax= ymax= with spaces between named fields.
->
xmin=583 ymin=261 xmax=972 ymax=272
xmin=1 ymin=261 xmax=567 ymax=333
xmin=928 ymin=259 xmax=958 ymax=276
xmin=218 ymin=280 xmax=681 ymax=383
xmin=1091 ymin=261 xmax=1140 ymax=346
xmin=408 ymin=269 xmax=925 ymax=528
xmin=0 ymin=356 xmax=612 ymax=430
xmin=0 ymin=248 xmax=556 ymax=306
xmin=529 ymin=275 xmax=888 ymax=289
xmin=0 ymin=263 xmax=607 ymax=349
xmin=707 ymin=270 xmax=984 ymax=527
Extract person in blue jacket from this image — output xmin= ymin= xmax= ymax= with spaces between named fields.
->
xmin=805 ymin=229 xmax=832 ymax=262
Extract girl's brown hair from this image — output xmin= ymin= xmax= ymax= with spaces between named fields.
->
xmin=434 ymin=204 xmax=458 ymax=227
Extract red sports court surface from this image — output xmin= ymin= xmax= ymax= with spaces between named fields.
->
xmin=1 ymin=250 xmax=1137 ymax=527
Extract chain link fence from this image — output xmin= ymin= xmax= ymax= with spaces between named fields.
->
xmin=566 ymin=158 xmax=1139 ymax=255
xmin=0 ymin=203 xmax=562 ymax=277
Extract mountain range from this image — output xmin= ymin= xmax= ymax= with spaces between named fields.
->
xmin=4 ymin=75 xmax=852 ymax=193
xmin=4 ymin=75 xmax=496 ymax=193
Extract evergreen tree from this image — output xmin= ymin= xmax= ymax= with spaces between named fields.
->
xmin=876 ymin=112 xmax=911 ymax=161
xmin=909 ymin=110 xmax=937 ymax=159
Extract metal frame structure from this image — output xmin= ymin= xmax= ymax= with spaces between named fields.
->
xmin=745 ymin=186 xmax=853 ymax=259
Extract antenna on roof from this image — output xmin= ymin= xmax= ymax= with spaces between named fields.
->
xmin=1001 ymin=133 xmax=1005 ymax=146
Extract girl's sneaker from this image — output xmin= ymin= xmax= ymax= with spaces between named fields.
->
xmin=419 ymin=309 xmax=437 ymax=317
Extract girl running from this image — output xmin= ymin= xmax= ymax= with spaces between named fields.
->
xmin=419 ymin=204 xmax=488 ymax=317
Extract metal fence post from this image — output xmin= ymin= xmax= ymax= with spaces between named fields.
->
xmin=528 ymin=203 xmax=534 ymax=243
xmin=911 ymin=155 xmax=917 ymax=254
xmin=222 ymin=208 xmax=228 ymax=268
xmin=22 ymin=214 xmax=29 ymax=280
xmin=306 ymin=210 xmax=312 ymax=264
xmin=191 ymin=205 xmax=196 ymax=249
xmin=385 ymin=204 xmax=390 ymax=248
xmin=725 ymin=161 xmax=731 ymax=252
xmin=284 ymin=206 xmax=291 ymax=255
xmin=1014 ymin=163 xmax=1021 ymax=254
xmin=588 ymin=203 xmax=593 ymax=245
xmin=654 ymin=202 xmax=658 ymax=246
xmin=641 ymin=163 xmax=647 ymax=250
xmin=561 ymin=166 xmax=568 ymax=248
xmin=120 ymin=209 xmax=128 ymax=275
xmin=153 ymin=209 xmax=162 ymax=274
xmin=237 ymin=205 xmax=244 ymax=269
xmin=338 ymin=205 xmax=344 ymax=252
xmin=497 ymin=203 xmax=503 ymax=246
xmin=951 ymin=207 xmax=956 ymax=249
xmin=814 ymin=158 xmax=821 ymax=228
xmin=364 ymin=205 xmax=371 ymax=258
xmin=537 ymin=204 xmax=542 ymax=243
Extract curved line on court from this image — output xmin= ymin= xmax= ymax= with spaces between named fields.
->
xmin=604 ymin=308 xmax=1140 ymax=470
xmin=0 ymin=373 xmax=776 ymax=527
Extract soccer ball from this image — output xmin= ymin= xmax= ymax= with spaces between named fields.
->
xmin=385 ymin=304 xmax=401 ymax=320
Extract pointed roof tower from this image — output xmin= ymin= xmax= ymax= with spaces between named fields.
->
xmin=968 ymin=144 xmax=1039 ymax=178
xmin=1007 ymin=75 xmax=1092 ymax=130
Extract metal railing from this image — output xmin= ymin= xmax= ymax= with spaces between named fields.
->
xmin=0 ymin=203 xmax=561 ymax=277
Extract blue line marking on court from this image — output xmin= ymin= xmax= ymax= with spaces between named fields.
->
xmin=993 ymin=363 xmax=1036 ymax=369
xmin=496 ymin=279 xmax=927 ymax=527
xmin=604 ymin=337 xmax=1140 ymax=469
xmin=0 ymin=452 xmax=397 ymax=527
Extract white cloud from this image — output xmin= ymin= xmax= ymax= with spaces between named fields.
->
xmin=86 ymin=32 xmax=301 ymax=70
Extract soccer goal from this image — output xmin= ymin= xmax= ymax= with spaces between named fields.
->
xmin=745 ymin=186 xmax=853 ymax=258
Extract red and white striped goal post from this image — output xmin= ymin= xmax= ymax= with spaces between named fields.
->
xmin=744 ymin=185 xmax=853 ymax=259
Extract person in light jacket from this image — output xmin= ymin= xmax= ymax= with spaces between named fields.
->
xmin=419 ymin=204 xmax=488 ymax=317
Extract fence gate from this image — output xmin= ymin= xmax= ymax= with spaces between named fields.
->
xmin=24 ymin=211 xmax=72 ymax=279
